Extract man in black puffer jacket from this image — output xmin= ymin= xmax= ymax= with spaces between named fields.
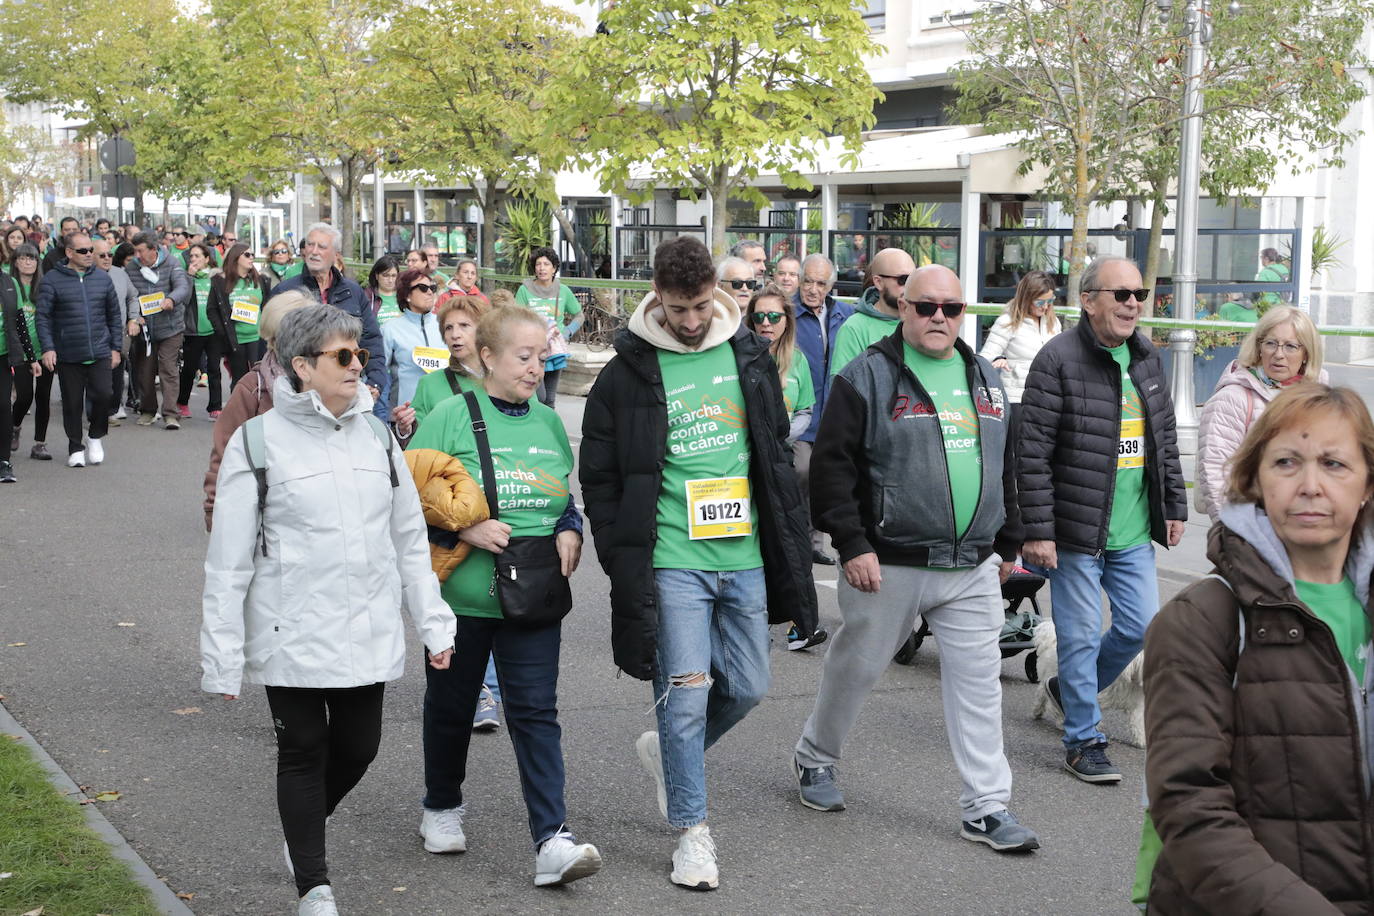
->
xmin=1018 ymin=256 xmax=1187 ymax=785
xmin=580 ymin=235 xmax=816 ymax=892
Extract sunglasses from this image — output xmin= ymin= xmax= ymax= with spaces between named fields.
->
xmin=411 ymin=282 xmax=438 ymax=294
xmin=1085 ymin=288 xmax=1150 ymax=303
xmin=725 ymin=278 xmax=760 ymax=291
xmin=909 ymin=300 xmax=966 ymax=318
xmin=69 ymin=247 xmax=94 ymax=255
xmin=875 ymin=273 xmax=910 ymax=286
xmin=95 ymin=251 xmax=113 ymax=258
xmin=270 ymin=249 xmax=290 ymax=256
xmin=172 ymin=232 xmax=187 ymax=237
xmin=750 ymin=311 xmax=786 ymax=325
xmin=310 ymin=347 xmax=370 ymax=369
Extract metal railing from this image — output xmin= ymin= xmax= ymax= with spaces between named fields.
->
xmin=828 ymin=228 xmax=961 ymax=296
xmin=615 ymin=225 xmax=707 ymax=279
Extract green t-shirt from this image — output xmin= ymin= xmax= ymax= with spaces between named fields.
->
xmin=1218 ymin=301 xmax=1259 ymax=323
xmin=191 ymin=272 xmax=214 ymax=336
xmin=903 ymin=342 xmax=981 ymax=538
xmin=376 ymin=293 xmax=401 ymax=325
xmin=1105 ymin=344 xmax=1151 ymax=550
xmin=407 ymin=389 xmax=573 ymax=619
xmin=1296 ymin=577 xmax=1371 ymax=686
xmin=830 ymin=311 xmax=899 ymax=376
xmin=411 ymin=367 xmax=478 ymax=428
xmin=653 ymin=345 xmax=763 ymax=571
xmin=782 ymin=349 xmax=815 ymax=417
xmin=229 ymin=280 xmax=262 ymax=344
xmin=16 ymin=281 xmax=36 ymax=349
xmin=515 ymin=283 xmax=581 ymax=333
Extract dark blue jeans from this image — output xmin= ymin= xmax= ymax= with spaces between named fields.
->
xmin=422 ymin=615 xmax=565 ymax=846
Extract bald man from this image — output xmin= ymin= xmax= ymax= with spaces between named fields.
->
xmin=828 ymin=247 xmax=918 ymax=376
xmin=792 ymin=264 xmax=1039 ymax=853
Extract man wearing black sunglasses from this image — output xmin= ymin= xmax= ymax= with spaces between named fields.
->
xmin=716 ymin=256 xmax=758 ymax=309
xmin=829 ymin=246 xmax=917 ymax=378
xmin=796 ymin=264 xmax=1038 ymax=853
xmin=1018 ymin=256 xmax=1186 ymax=787
xmin=34 ymin=232 xmax=124 ymax=467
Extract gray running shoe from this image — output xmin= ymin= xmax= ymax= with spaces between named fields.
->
xmin=960 ymin=809 xmax=1040 ymax=852
xmin=1065 ymin=741 xmax=1123 ymax=784
xmin=793 ymin=756 xmax=845 ymax=811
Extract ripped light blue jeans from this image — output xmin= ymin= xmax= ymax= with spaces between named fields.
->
xmin=651 ymin=567 xmax=771 ymax=828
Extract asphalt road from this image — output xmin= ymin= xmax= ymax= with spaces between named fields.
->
xmin=8 ymin=366 xmax=1371 ymax=915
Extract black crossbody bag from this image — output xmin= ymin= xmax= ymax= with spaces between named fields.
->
xmin=463 ymin=390 xmax=572 ymax=626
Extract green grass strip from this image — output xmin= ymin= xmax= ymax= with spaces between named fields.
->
xmin=0 ymin=736 xmax=160 ymax=916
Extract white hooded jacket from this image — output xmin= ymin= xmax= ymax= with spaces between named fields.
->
xmin=201 ymin=377 xmax=456 ymax=696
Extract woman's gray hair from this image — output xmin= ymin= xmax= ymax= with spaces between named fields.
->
xmin=276 ymin=304 xmax=362 ymax=390
xmin=304 ymin=222 xmax=342 ymax=253
xmin=716 ymin=256 xmax=750 ymax=281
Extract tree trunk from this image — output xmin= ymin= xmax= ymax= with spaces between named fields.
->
xmin=1142 ymin=181 xmax=1168 ymax=318
xmin=553 ymin=204 xmax=590 ymax=278
xmin=709 ymin=167 xmax=732 ymax=258
xmin=133 ymin=195 xmax=145 ymax=226
xmin=161 ymin=198 xmax=170 ymax=231
xmin=225 ymin=186 xmax=241 ymax=240
xmin=477 ymin=181 xmax=503 ymax=291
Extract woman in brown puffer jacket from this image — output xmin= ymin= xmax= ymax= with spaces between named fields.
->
xmin=1145 ymin=383 xmax=1374 ymax=915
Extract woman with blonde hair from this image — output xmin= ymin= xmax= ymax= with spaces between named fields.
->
xmin=1145 ymin=382 xmax=1374 ymax=913
xmin=979 ymin=270 xmax=1060 ymax=408
xmin=1196 ymin=305 xmax=1326 ymax=521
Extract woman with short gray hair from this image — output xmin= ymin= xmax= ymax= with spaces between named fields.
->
xmin=201 ymin=302 xmax=456 ymax=916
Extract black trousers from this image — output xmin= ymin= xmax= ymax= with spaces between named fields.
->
xmin=0 ymin=367 xmax=12 ymax=461
xmin=227 ymin=339 xmax=263 ymax=391
xmin=56 ymin=359 xmax=112 ymax=454
xmin=12 ymin=364 xmax=54 ymax=442
xmin=177 ymin=335 xmax=225 ymax=411
xmin=265 ymin=683 xmax=385 ymax=897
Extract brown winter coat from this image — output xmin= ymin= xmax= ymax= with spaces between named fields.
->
xmin=203 ymin=353 xmax=285 ymax=530
xmin=1144 ymin=510 xmax=1374 ymax=915
xmin=403 ymin=448 xmax=487 ymax=583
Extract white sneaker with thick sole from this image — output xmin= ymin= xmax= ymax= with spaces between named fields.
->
xmin=112 ymin=406 xmax=127 ymax=420
xmin=420 ymin=806 xmax=467 ymax=853
xmin=297 ymin=884 xmax=337 ymax=915
xmin=671 ymin=823 xmax=719 ymax=890
xmin=85 ymin=438 xmax=104 ymax=465
xmin=635 ymin=730 xmax=669 ymax=820
xmin=533 ymin=832 xmax=602 ymax=886
xmin=66 ymin=451 xmax=86 ymax=468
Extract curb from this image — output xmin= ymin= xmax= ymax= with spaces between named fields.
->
xmin=0 ymin=702 xmax=196 ymax=916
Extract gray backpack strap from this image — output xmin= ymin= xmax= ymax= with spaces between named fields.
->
xmin=241 ymin=416 xmax=269 ymax=557
xmin=362 ymin=413 xmax=399 ymax=487
xmin=1203 ymin=573 xmax=1245 ymax=686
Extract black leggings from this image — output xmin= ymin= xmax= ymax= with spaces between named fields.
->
xmin=0 ymin=368 xmax=11 ymax=461
xmin=11 ymin=364 xmax=53 ymax=442
xmin=265 ymin=683 xmax=385 ymax=897
xmin=177 ymin=335 xmax=225 ymax=411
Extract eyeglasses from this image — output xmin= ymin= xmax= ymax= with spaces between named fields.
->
xmin=95 ymin=251 xmax=112 ymax=259
xmin=724 ymin=278 xmax=760 ymax=291
xmin=909 ymin=300 xmax=966 ymax=318
xmin=1085 ymin=288 xmax=1149 ymax=303
xmin=411 ymin=282 xmax=438 ymax=294
xmin=310 ymin=347 xmax=370 ymax=369
xmin=875 ymin=273 xmax=910 ymax=286
xmin=172 ymin=232 xmax=187 ymax=238
xmin=1261 ymin=339 xmax=1303 ymax=356
xmin=750 ymin=311 xmax=786 ymax=325
xmin=69 ymin=247 xmax=94 ymax=255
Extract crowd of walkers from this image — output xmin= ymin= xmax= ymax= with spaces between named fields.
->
xmin=5 ymin=212 xmax=1370 ymax=915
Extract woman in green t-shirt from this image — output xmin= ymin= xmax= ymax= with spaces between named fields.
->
xmin=514 ymin=246 xmax=583 ymax=408
xmin=407 ymin=294 xmax=490 ymax=434
xmin=406 ymin=305 xmax=601 ymax=887
xmin=210 ymin=243 xmax=273 ymax=390
xmin=176 ymin=243 xmax=233 ymax=418
xmin=364 ymin=255 xmax=402 ymax=325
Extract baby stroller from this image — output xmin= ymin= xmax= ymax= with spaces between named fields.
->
xmin=891 ymin=565 xmax=1046 ymax=682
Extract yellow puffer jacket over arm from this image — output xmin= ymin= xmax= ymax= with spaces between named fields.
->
xmin=404 ymin=448 xmax=489 ymax=583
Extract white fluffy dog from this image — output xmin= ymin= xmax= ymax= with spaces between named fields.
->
xmin=1031 ymin=620 xmax=1147 ymax=748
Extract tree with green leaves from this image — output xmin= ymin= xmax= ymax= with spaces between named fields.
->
xmin=0 ymin=118 xmax=72 ymax=212
xmin=554 ymin=0 xmax=882 ymax=257
xmin=381 ymin=0 xmax=579 ymax=276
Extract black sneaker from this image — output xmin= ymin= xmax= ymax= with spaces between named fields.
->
xmin=1045 ymin=675 xmax=1064 ymax=719
xmin=1065 ymin=741 xmax=1122 ymax=784
xmin=0 ymin=460 xmax=14 ymax=483
xmin=787 ymin=625 xmax=829 ymax=652
xmin=960 ymin=809 xmax=1040 ymax=852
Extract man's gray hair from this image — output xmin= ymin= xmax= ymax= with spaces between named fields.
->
xmin=730 ymin=239 xmax=764 ymax=258
xmin=1080 ymin=256 xmax=1135 ymax=296
xmin=276 ymin=304 xmax=362 ymax=390
xmin=716 ymin=256 xmax=751 ymax=281
xmin=132 ymin=229 xmax=159 ymax=249
xmin=305 ymin=222 xmax=342 ymax=253
xmin=801 ymin=252 xmax=837 ymax=286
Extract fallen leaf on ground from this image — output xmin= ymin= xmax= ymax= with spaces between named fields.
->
xmin=22 ymin=907 xmax=43 ymax=915
xmin=175 ymin=892 xmax=195 ymax=901
xmin=78 ymin=799 xmax=94 ymax=805
xmin=94 ymin=791 xmax=121 ymax=802
xmin=0 ymin=872 xmax=13 ymax=879
xmin=116 ymin=622 xmax=135 ymax=628
xmin=171 ymin=707 xmax=202 ymax=716
xmin=392 ymin=887 xmax=406 ymax=892
xmin=7 ymin=643 xmax=26 ymax=647
xmin=4 ymin=735 xmax=22 ymax=741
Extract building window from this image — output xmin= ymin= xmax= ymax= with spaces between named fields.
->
xmin=863 ymin=0 xmax=886 ymax=30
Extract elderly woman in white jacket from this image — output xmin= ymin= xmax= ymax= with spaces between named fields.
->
xmin=1196 ymin=305 xmax=1326 ymax=521
xmin=979 ymin=270 xmax=1061 ymax=409
xmin=201 ymin=304 xmax=456 ymax=916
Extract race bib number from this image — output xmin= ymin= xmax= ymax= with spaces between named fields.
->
xmin=1118 ymin=418 xmax=1145 ymax=469
xmin=230 ymin=298 xmax=260 ymax=325
xmin=138 ymin=293 xmax=163 ymax=317
xmin=686 ymin=476 xmax=752 ymax=540
xmin=412 ymin=346 xmax=449 ymax=373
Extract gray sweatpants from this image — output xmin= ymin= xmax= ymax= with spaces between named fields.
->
xmin=795 ymin=557 xmax=1014 ymax=820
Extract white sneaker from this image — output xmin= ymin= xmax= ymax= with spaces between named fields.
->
xmin=66 ymin=451 xmax=86 ymax=468
xmin=85 ymin=438 xmax=104 ymax=465
xmin=112 ymin=406 xmax=127 ymax=420
xmin=533 ymin=832 xmax=602 ymax=886
xmin=297 ymin=885 xmax=337 ymax=915
xmin=420 ymin=806 xmax=466 ymax=853
xmin=671 ymin=823 xmax=719 ymax=891
xmin=635 ymin=730 xmax=669 ymax=820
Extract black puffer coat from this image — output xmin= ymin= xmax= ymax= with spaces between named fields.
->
xmin=1017 ymin=318 xmax=1187 ymax=554
xmin=580 ymin=324 xmax=819 ymax=680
